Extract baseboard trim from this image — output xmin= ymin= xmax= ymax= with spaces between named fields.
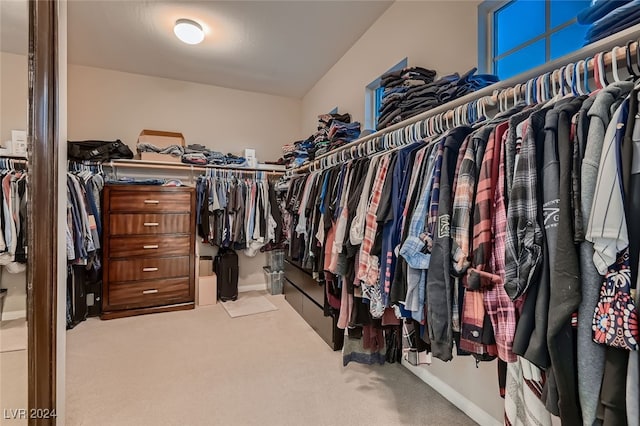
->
xmin=401 ymin=359 xmax=502 ymax=426
xmin=239 ymin=283 xmax=267 ymax=293
xmin=1 ymin=310 xmax=26 ymax=321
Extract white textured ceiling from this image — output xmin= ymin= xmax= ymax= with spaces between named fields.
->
xmin=1 ymin=0 xmax=393 ymax=98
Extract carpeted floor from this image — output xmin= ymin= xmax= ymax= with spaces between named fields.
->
xmin=66 ymin=292 xmax=477 ymax=426
xmin=0 ymin=349 xmax=28 ymax=426
xmin=0 ymin=319 xmax=28 ymax=353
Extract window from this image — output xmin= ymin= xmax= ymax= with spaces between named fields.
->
xmin=479 ymin=0 xmax=590 ymax=80
xmin=365 ymin=58 xmax=408 ymax=130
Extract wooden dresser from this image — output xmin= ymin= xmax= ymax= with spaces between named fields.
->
xmin=101 ymin=185 xmax=196 ymax=319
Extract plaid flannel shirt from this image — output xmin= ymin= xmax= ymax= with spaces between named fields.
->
xmin=357 ymin=154 xmax=391 ymax=284
xmin=504 ymin=114 xmax=544 ymax=301
xmin=467 ymin=128 xmax=498 ymax=290
xmin=451 ymin=132 xmax=484 ymax=276
xmin=486 ymin=122 xmax=518 ymax=363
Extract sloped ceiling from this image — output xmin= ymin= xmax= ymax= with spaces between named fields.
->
xmin=1 ymin=0 xmax=394 ymax=97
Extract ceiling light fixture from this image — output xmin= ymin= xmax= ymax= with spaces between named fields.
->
xmin=174 ymin=19 xmax=204 ymax=45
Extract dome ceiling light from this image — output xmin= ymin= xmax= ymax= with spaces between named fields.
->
xmin=174 ymin=18 xmax=205 ymax=45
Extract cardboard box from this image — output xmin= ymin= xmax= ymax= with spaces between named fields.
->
xmin=199 ymin=256 xmax=213 ymax=277
xmin=137 ymin=129 xmax=185 ymax=163
xmin=138 ymin=129 xmax=185 ymax=148
xmin=197 ymin=274 xmax=217 ymax=306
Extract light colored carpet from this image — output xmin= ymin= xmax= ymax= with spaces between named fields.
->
xmin=66 ymin=291 xmax=477 ymax=426
xmin=220 ymin=293 xmax=278 ymax=318
xmin=0 ymin=319 xmax=27 ymax=353
xmin=0 ymin=349 xmax=28 ymax=426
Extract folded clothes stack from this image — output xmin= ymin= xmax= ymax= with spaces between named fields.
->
xmin=281 ymin=112 xmax=361 ymax=168
xmin=138 ymin=142 xmax=247 ymax=166
xmin=377 ymin=67 xmax=499 ymax=130
xmin=137 ymin=142 xmax=185 ymax=157
xmin=578 ymin=0 xmax=640 ymax=44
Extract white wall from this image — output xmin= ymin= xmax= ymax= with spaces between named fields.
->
xmin=0 ymin=51 xmax=28 ymax=147
xmin=68 ymin=64 xmax=301 ymax=162
xmin=68 ymin=65 xmax=299 ymax=292
xmin=0 ymin=51 xmax=27 ymax=318
xmin=301 ymin=0 xmax=482 ymax=135
xmin=301 ymin=1 xmax=503 ymax=423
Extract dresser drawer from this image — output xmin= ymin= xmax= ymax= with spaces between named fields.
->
xmin=107 ymin=277 xmax=191 ymax=309
xmin=108 ymin=256 xmax=190 ymax=282
xmin=108 ymin=190 xmax=192 ymax=213
xmin=110 ymin=213 xmax=191 ymax=235
xmin=109 ymin=235 xmax=192 ymax=258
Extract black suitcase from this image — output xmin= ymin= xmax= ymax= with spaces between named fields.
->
xmin=66 ymin=265 xmax=87 ymax=329
xmin=215 ymin=248 xmax=239 ymax=302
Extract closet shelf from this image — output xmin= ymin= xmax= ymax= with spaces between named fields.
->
xmin=290 ymin=24 xmax=640 ymax=175
xmin=107 ymin=158 xmax=286 ymax=174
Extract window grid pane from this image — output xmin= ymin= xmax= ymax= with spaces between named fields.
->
xmin=496 ymin=39 xmax=546 ymax=80
xmin=491 ymin=0 xmax=590 ymax=79
xmin=495 ymin=0 xmax=545 ymax=56
xmin=550 ymin=0 xmax=590 ymax=29
xmin=550 ymin=22 xmax=589 ymax=60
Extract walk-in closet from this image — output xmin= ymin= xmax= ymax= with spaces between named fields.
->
xmin=2 ymin=1 xmax=640 ymax=425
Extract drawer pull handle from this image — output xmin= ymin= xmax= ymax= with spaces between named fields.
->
xmin=142 ymin=267 xmax=159 ymax=272
xmin=143 ymin=245 xmax=159 ymax=249
xmin=144 ymin=200 xmax=160 ymax=204
xmin=142 ymin=289 xmax=159 ymax=294
xmin=143 ymin=222 xmax=159 ymax=227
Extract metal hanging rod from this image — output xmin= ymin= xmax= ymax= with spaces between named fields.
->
xmin=107 ymin=158 xmax=285 ymax=175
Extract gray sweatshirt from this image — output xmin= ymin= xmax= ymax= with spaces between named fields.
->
xmin=578 ymin=81 xmax=633 ymax=426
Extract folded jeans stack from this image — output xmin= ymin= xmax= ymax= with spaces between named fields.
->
xmin=578 ymin=0 xmax=640 ymax=44
xmin=282 ymin=112 xmax=361 ymax=168
xmin=377 ymin=67 xmax=499 ymax=130
xmin=181 ymin=144 xmax=247 ymax=167
xmin=377 ymin=67 xmax=436 ymax=130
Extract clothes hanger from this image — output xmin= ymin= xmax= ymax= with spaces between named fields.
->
xmin=598 ymin=52 xmax=607 ymax=87
xmin=626 ymin=41 xmax=637 ymax=78
xmin=611 ymin=46 xmax=622 ymax=83
xmin=575 ymin=60 xmax=585 ymax=95
xmin=582 ymin=58 xmax=592 ymax=94
xmin=593 ymin=54 xmax=603 ymax=90
xmin=550 ymin=71 xmax=558 ymax=98
xmin=525 ymin=79 xmax=533 ymax=105
xmin=530 ymin=77 xmax=538 ymax=104
xmin=566 ymin=63 xmax=578 ymax=96
xmin=536 ymin=76 xmax=544 ymax=102
xmin=598 ymin=51 xmax=609 ymax=87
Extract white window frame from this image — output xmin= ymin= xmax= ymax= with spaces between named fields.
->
xmin=364 ymin=57 xmax=408 ymax=130
xmin=478 ymin=0 xmax=583 ymax=76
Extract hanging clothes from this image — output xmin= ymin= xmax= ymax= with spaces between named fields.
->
xmin=66 ymin=162 xmax=105 ymax=329
xmin=0 ymin=159 xmax=28 ymax=273
xmin=284 ymin=74 xmax=640 ymax=425
xmin=195 ymin=170 xmax=284 ymax=255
